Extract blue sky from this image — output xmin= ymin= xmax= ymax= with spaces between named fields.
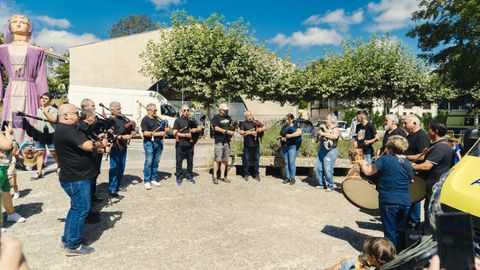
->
xmin=0 ymin=0 xmax=422 ymax=65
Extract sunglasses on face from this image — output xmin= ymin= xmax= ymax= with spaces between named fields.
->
xmin=183 ymin=109 xmax=190 ymax=112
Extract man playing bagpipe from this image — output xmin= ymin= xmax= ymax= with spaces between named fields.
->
xmin=239 ymin=111 xmax=266 ymax=182
xmin=140 ymin=103 xmax=169 ymax=190
xmin=172 ymin=104 xmax=202 ymax=185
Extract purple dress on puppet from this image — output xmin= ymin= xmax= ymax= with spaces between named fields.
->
xmin=0 ymin=18 xmax=48 ymax=143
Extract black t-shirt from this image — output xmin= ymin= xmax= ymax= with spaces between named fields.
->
xmin=106 ymin=116 xmax=129 ymax=150
xmin=355 ymin=122 xmax=377 ymax=155
xmin=380 ymin=127 xmax=407 ymax=152
xmin=404 ymin=129 xmax=430 ymax=156
xmin=425 ymin=138 xmax=453 ymax=186
xmin=173 ymin=117 xmax=198 ymax=147
xmin=54 ymin=123 xmax=97 ymax=182
xmin=141 ymin=116 xmax=166 ymax=143
xmin=211 ymin=114 xmax=232 ymax=144
xmin=240 ymin=120 xmax=259 ymax=148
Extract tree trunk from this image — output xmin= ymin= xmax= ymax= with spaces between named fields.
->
xmin=204 ymin=106 xmax=211 ymax=138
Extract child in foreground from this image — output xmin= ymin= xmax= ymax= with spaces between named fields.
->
xmin=325 ymin=237 xmax=396 ymax=270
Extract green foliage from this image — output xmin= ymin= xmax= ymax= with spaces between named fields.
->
xmin=371 ymin=111 xmax=384 ymax=130
xmin=109 ymin=15 xmax=159 ymax=38
xmin=47 ymin=60 xmax=69 ymax=98
xmin=420 ymin=110 xmax=449 ymax=129
xmin=0 ymin=33 xmax=8 ymax=89
xmin=344 ymin=108 xmax=358 ymax=126
xmin=408 ymin=0 xmax=480 ymax=108
xmin=302 ymin=35 xmax=430 ymax=109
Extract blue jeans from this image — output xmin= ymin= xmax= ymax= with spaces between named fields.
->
xmin=143 ymin=141 xmax=164 ymax=182
xmin=60 ymin=180 xmax=91 ymax=249
xmin=243 ymin=146 xmax=260 ymax=177
xmin=365 ymin=154 xmax=372 ymax=164
xmin=315 ymin=147 xmax=338 ymax=189
xmin=281 ymin=145 xmax=297 ymax=180
xmin=109 ymin=147 xmax=127 ymax=193
xmin=379 ymin=202 xmax=410 ymax=251
xmin=408 ymin=202 xmax=421 ymax=224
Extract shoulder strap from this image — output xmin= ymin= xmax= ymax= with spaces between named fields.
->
xmin=398 ymin=158 xmax=415 ymax=181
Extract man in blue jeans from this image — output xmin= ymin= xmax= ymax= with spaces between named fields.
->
xmin=54 ymin=104 xmax=108 ymax=256
xmin=140 ymin=103 xmax=168 ymax=190
xmin=106 ymin=102 xmax=135 ymax=197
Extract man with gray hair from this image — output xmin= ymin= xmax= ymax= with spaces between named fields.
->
xmin=141 ymin=103 xmax=168 ymax=190
xmin=379 ymin=114 xmax=407 ymax=154
xmin=211 ymin=103 xmax=234 ymax=184
xmin=105 ymin=101 xmax=135 ymax=197
xmin=239 ymin=111 xmax=266 ymax=181
xmin=402 ymin=114 xmax=430 ymax=231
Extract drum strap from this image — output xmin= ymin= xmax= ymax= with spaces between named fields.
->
xmin=398 ymin=158 xmax=415 ymax=182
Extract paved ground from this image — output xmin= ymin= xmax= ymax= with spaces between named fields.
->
xmin=6 ymin=140 xmax=384 ymax=270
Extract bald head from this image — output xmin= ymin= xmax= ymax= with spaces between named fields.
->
xmin=402 ymin=114 xmax=421 ymax=134
xmin=58 ymin=104 xmax=79 ymax=125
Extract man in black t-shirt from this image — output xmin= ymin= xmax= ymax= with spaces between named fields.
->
xmin=172 ymin=104 xmax=201 ymax=185
xmin=239 ymin=111 xmax=266 ymax=181
xmin=105 ymin=102 xmax=135 ymax=197
xmin=402 ymin=114 xmax=430 ymax=229
xmin=54 ymin=104 xmax=108 ymax=255
xmin=355 ymin=110 xmax=378 ymax=164
xmin=412 ymin=120 xmax=453 ymax=234
xmin=379 ymin=114 xmax=407 ymax=154
xmin=140 ymin=103 xmax=169 ymax=190
xmin=211 ymin=103 xmax=234 ymax=184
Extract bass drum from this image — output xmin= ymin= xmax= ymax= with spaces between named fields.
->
xmin=342 ymin=170 xmax=427 ymax=211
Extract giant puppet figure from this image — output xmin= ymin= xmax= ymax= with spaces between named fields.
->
xmin=0 ymin=15 xmax=48 ymax=143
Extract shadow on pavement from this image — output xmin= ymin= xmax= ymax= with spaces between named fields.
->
xmin=19 ymin=188 xmax=32 ymax=198
xmin=157 ymin=171 xmax=172 ymax=181
xmin=355 ymin=221 xmax=383 ymax=232
xmin=120 ymin=174 xmax=143 ymax=189
xmin=4 ymin=202 xmax=43 ymax=228
xmin=321 ymin=225 xmax=372 ymax=252
xmin=83 ymin=211 xmax=123 ymax=245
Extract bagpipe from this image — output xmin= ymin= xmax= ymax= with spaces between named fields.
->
xmin=99 ymin=103 xmax=136 ymax=146
xmin=244 ymin=120 xmax=264 ymax=141
xmin=137 ymin=101 xmax=169 ymax=141
xmin=175 ymin=116 xmax=202 ymax=145
xmin=15 ymin=111 xmax=55 ymax=144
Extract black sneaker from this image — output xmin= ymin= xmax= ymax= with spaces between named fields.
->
xmin=243 ymin=176 xmax=249 ymax=181
xmin=254 ymin=175 xmax=261 ymax=182
xmin=85 ymin=212 xmax=100 ymax=224
xmin=92 ymin=195 xmax=103 ymax=203
xmin=289 ymin=179 xmax=296 ymax=185
xmin=66 ymin=244 xmax=95 ymax=256
xmin=220 ymin=178 xmax=231 ymax=183
xmin=176 ymin=178 xmax=183 ymax=185
xmin=108 ymin=192 xmax=119 ymax=198
xmin=187 ymin=176 xmax=196 ymax=184
xmin=282 ymin=179 xmax=290 ymax=184
xmin=212 ymin=177 xmax=219 ymax=185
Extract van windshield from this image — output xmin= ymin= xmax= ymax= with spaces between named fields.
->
xmin=468 ymin=139 xmax=480 ymax=157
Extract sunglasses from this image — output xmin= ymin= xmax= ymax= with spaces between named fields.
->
xmin=183 ymin=109 xmax=190 ymax=112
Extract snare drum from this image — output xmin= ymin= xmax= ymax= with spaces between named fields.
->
xmin=410 ymin=176 xmax=427 ymax=203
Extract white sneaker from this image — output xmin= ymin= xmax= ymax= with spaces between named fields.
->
xmin=11 ymin=192 xmax=20 ymax=200
xmin=7 ymin=213 xmax=26 ymax=223
xmin=152 ymin=181 xmax=161 ymax=187
xmin=144 ymin=182 xmax=152 ymax=190
xmin=1 ymin=228 xmax=6 ymax=233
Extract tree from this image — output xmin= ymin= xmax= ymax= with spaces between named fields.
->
xmin=140 ymin=11 xmax=290 ymax=134
xmin=408 ymin=0 xmax=480 ymax=109
xmin=47 ymin=59 xmax=70 ymax=99
xmin=109 ymin=15 xmax=159 ymax=38
xmin=304 ymin=35 xmax=430 ymax=113
xmin=0 ymin=33 xmax=7 ymax=90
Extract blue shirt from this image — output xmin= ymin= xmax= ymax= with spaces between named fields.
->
xmin=374 ymin=154 xmax=413 ymax=206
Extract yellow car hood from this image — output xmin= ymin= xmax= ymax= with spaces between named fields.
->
xmin=440 ymin=155 xmax=480 ymax=217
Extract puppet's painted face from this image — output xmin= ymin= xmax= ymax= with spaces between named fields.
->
xmin=9 ymin=15 xmax=31 ymax=37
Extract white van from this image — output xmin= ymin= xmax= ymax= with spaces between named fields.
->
xmin=68 ymin=85 xmax=177 ymax=129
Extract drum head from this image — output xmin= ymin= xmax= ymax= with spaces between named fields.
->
xmin=342 ymin=178 xmax=379 ymax=210
xmin=410 ymin=176 xmax=427 ymax=203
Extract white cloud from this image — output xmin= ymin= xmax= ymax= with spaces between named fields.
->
xmin=35 ymin=29 xmax=100 ymax=52
xmin=271 ymin=27 xmax=343 ymax=48
xmin=367 ymin=0 xmax=420 ymax=32
xmin=149 ymin=0 xmax=184 ymax=10
xmin=304 ymin=9 xmax=364 ymax=31
xmin=34 ymin=15 xmax=71 ymax=28
xmin=0 ymin=1 xmax=18 ymax=28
